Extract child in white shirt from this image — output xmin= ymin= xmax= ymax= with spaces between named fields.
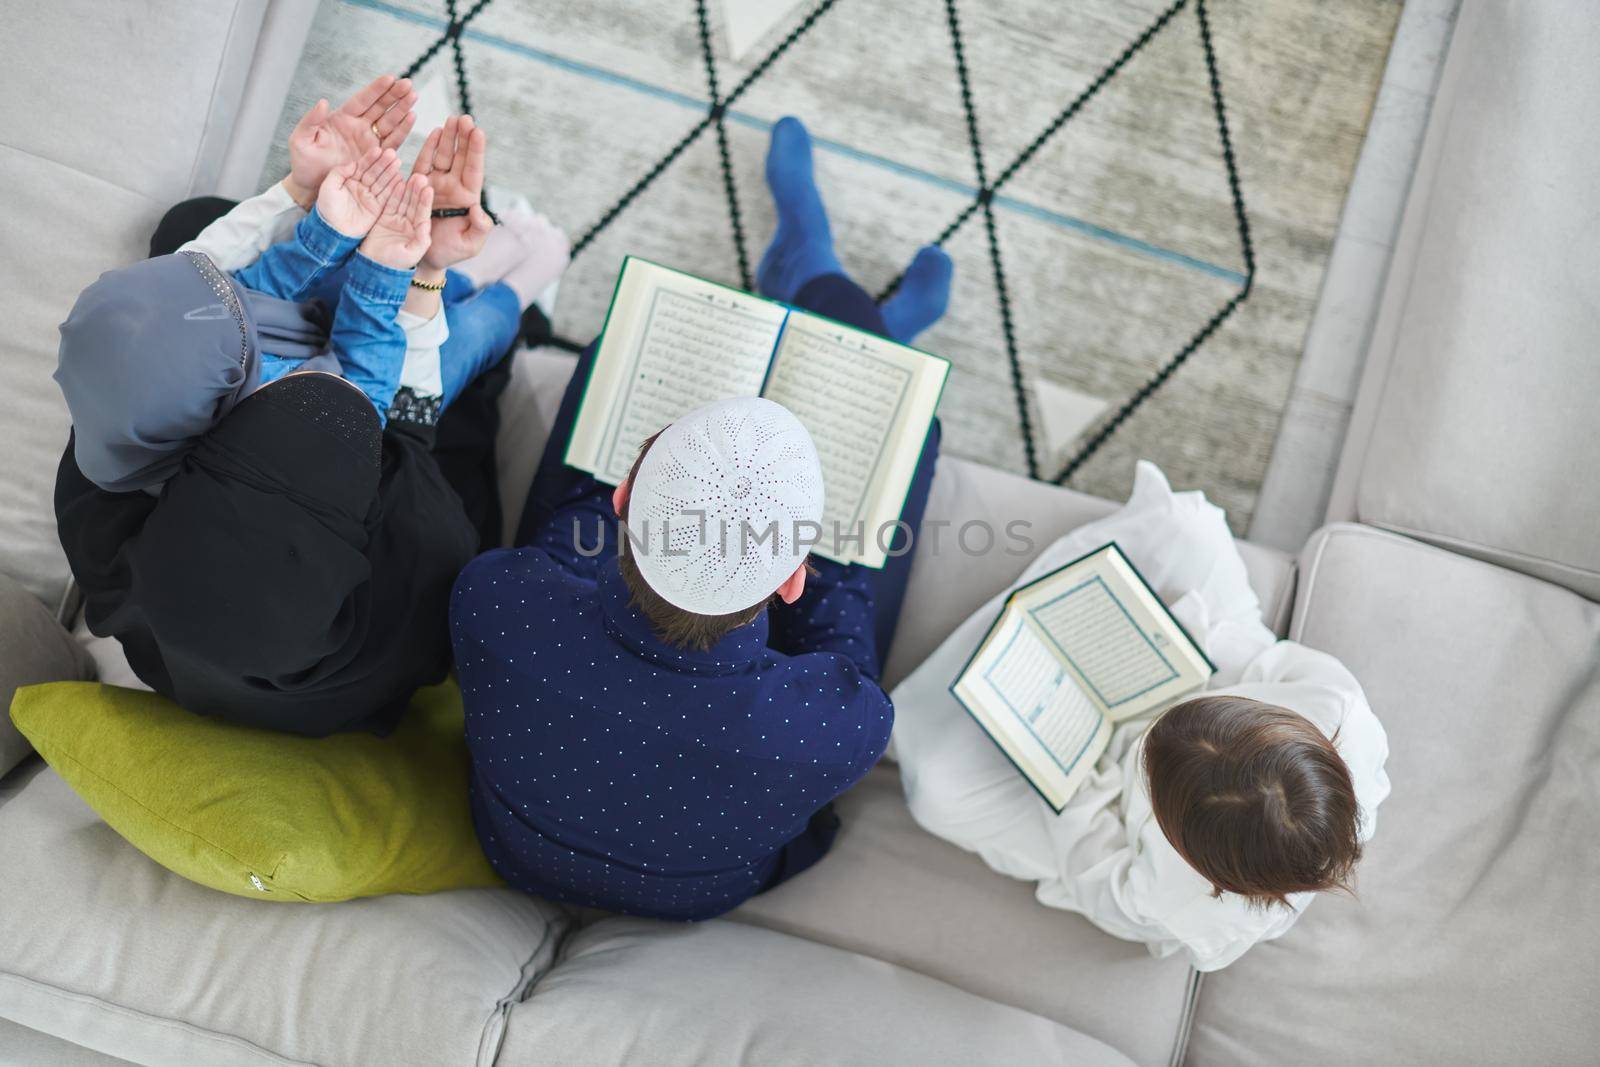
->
xmin=891 ymin=462 xmax=1390 ymax=972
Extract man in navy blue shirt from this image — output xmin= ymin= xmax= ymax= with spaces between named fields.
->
xmin=451 ymin=118 xmax=954 ymax=920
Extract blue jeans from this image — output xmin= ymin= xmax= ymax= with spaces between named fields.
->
xmin=438 ymin=273 xmax=521 ymax=408
xmin=291 ymin=267 xmax=521 ymax=413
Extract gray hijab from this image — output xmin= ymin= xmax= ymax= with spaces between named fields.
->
xmin=56 ymin=250 xmax=330 ymax=493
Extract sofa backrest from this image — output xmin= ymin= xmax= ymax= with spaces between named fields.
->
xmin=0 ymin=0 xmax=312 ymax=614
xmin=1329 ymin=0 xmax=1600 ymax=601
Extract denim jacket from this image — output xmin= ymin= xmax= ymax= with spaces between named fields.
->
xmin=232 ymin=207 xmax=412 ymax=423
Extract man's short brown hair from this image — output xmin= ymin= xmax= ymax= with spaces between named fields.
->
xmin=1142 ymin=695 xmax=1363 ymax=908
xmin=616 ymin=431 xmax=769 ymax=651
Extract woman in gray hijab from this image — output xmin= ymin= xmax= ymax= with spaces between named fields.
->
xmin=54 ymin=249 xmax=341 ymax=493
xmin=53 ymin=143 xmax=411 ymax=493
xmin=51 ymin=130 xmax=508 ymax=736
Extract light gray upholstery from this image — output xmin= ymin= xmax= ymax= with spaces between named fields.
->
xmin=1186 ymin=524 xmax=1600 ymax=1065
xmin=0 ymin=150 xmax=159 ymax=613
xmin=0 ymin=763 xmax=570 ymax=1067
xmin=499 ymin=918 xmax=1137 ymax=1067
xmin=0 ymin=574 xmax=93 ymax=779
xmin=0 ymin=3 xmax=267 ymax=204
xmin=730 ymin=765 xmax=1196 ymax=1067
xmin=212 ymin=3 xmax=319 ymax=201
xmin=1331 ymin=0 xmax=1600 ymax=600
xmin=494 ymin=349 xmax=574 ymax=547
xmin=0 ymin=0 xmax=278 ymax=610
xmin=0 ymin=1017 xmax=135 ymax=1066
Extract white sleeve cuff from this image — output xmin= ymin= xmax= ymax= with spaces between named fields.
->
xmin=178 ymin=180 xmax=308 ymax=272
xmin=397 ymin=308 xmax=448 ymax=399
xmin=398 ymin=307 xmax=449 ymax=347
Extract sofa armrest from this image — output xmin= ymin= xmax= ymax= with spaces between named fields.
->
xmin=1327 ymin=0 xmax=1600 ymax=600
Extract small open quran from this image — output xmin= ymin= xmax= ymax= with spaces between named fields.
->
xmin=564 ymin=257 xmax=949 ymax=567
xmin=950 ymin=543 xmax=1215 ymax=811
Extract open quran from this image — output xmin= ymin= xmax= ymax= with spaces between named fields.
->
xmin=950 ymin=543 xmax=1214 ymax=811
xmin=564 ymin=257 xmax=949 ymax=567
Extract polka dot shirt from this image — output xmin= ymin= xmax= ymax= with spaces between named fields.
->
xmin=450 ymin=491 xmax=892 ymax=922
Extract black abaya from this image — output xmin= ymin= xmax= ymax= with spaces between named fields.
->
xmin=56 ymin=373 xmax=477 ymax=734
xmin=51 ymin=196 xmax=512 ymax=735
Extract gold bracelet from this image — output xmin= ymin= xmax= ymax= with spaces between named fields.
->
xmin=410 ymin=274 xmax=447 ymax=292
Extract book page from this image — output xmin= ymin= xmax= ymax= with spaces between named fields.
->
xmin=762 ymin=312 xmax=948 ymax=566
xmin=1027 ymin=578 xmax=1180 ymax=708
xmin=951 ymin=609 xmax=1113 ymax=811
xmin=763 ymin=321 xmax=908 ymax=533
xmin=565 ymin=259 xmax=787 ymax=484
xmin=1012 ymin=544 xmax=1213 ymax=721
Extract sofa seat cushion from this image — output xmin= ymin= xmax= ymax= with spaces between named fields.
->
xmin=1186 ymin=524 xmax=1600 ymax=1065
xmin=495 ymin=349 xmax=575 ymax=548
xmin=500 ymin=918 xmax=1136 ymax=1066
xmin=0 ymin=762 xmax=569 ymax=1067
xmin=1345 ymin=0 xmax=1600 ymax=599
xmin=729 ymin=764 xmax=1196 ymax=1067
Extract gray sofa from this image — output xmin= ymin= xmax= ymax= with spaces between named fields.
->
xmin=2 ymin=1 xmax=1596 ymax=1063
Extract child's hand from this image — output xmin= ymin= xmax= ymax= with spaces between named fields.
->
xmin=317 ymin=146 xmax=402 ymax=238
xmin=413 ymin=116 xmax=493 ymax=270
xmin=286 ymin=75 xmax=416 ymax=206
xmin=360 ymin=174 xmax=434 ymax=269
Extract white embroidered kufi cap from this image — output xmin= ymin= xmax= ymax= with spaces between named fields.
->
xmin=626 ymin=396 xmax=824 ymax=615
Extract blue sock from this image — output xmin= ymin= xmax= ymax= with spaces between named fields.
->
xmin=880 ymin=246 xmax=953 ymax=344
xmin=757 ymin=117 xmax=841 ymax=302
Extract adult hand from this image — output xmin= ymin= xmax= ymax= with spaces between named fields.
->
xmin=360 ymin=174 xmax=434 ymax=269
xmin=316 ymin=146 xmax=403 ymax=237
xmin=413 ymin=116 xmax=494 ymax=270
xmin=287 ymin=75 xmax=417 ymax=207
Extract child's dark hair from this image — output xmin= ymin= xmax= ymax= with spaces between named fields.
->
xmin=1142 ymin=695 xmax=1363 ymax=908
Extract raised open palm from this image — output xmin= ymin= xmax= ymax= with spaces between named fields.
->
xmin=288 ymin=75 xmax=417 ymax=198
xmin=412 ymin=116 xmax=493 ymax=270
xmin=316 ymin=147 xmax=402 ymax=237
xmin=360 ymin=174 xmax=434 ymax=269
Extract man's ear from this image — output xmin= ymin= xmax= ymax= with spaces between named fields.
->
xmin=612 ymin=477 xmax=631 ymax=517
xmin=776 ymin=562 xmax=807 ymax=605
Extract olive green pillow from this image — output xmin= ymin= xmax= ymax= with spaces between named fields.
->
xmin=9 ymin=680 xmax=501 ymax=902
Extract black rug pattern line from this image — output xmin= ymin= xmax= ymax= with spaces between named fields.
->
xmin=398 ymin=0 xmax=1254 ymax=487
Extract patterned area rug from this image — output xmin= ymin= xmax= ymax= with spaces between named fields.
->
xmin=265 ymin=0 xmax=1401 ymax=531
